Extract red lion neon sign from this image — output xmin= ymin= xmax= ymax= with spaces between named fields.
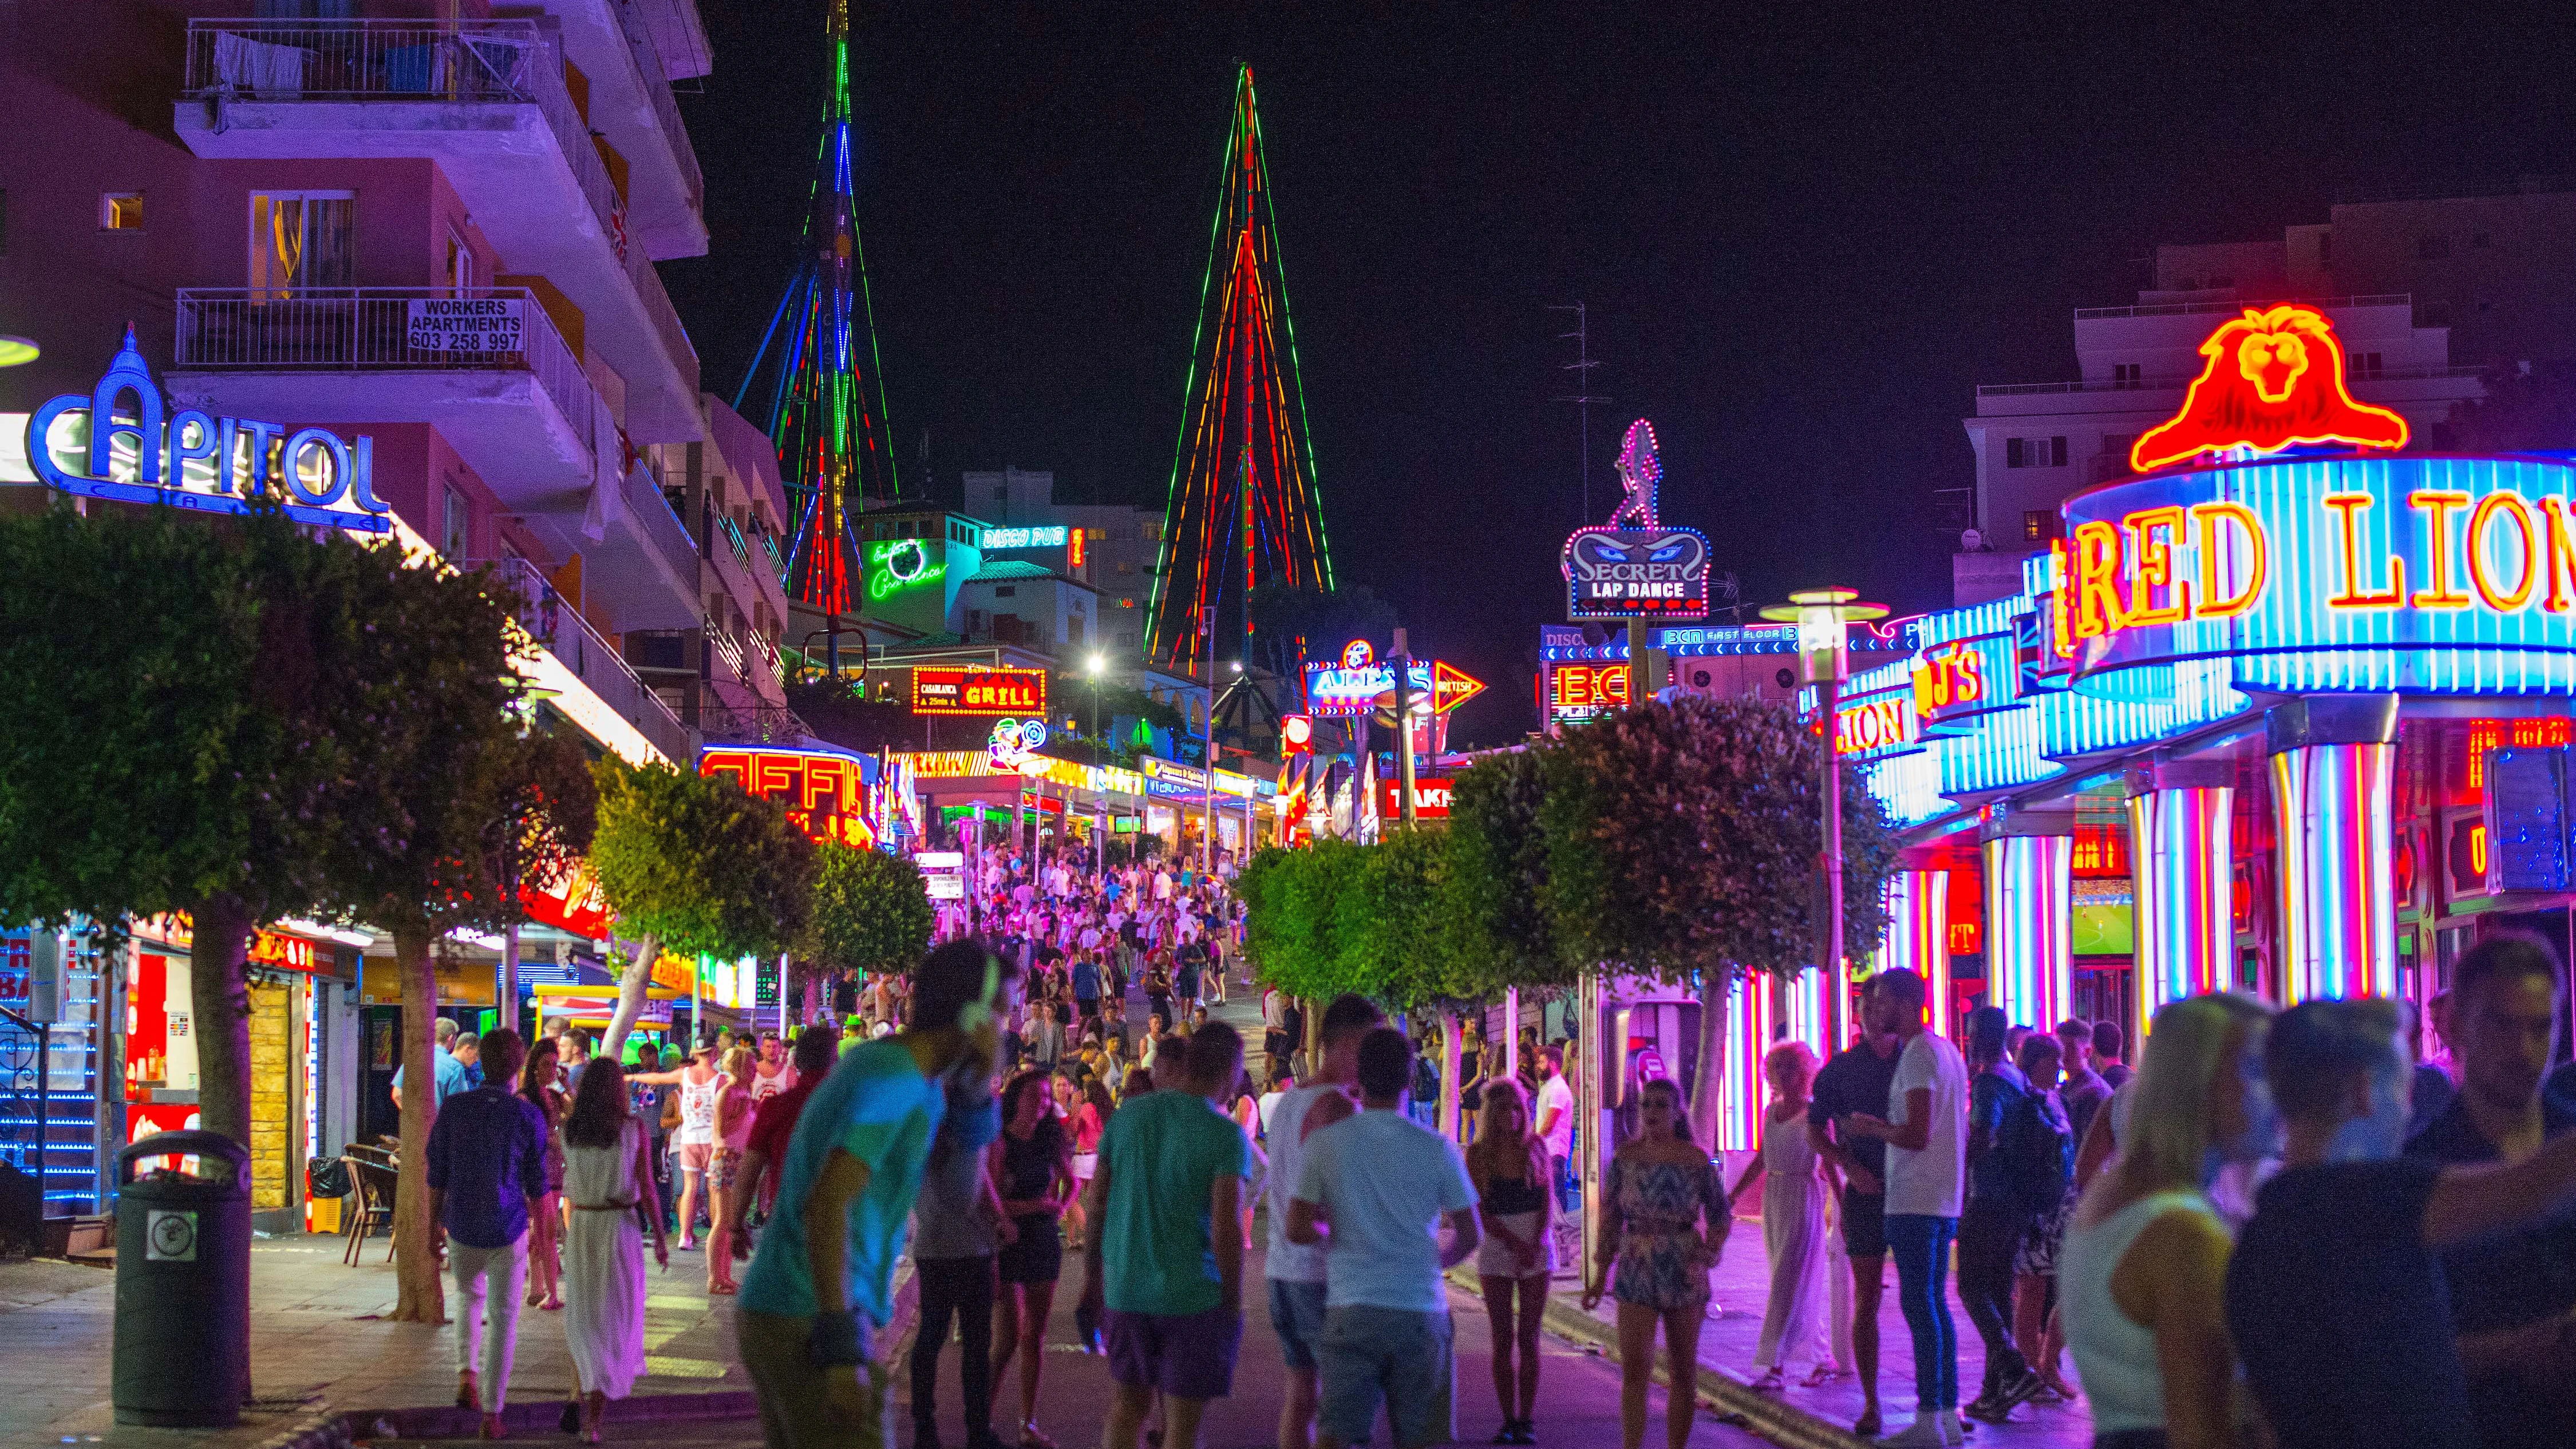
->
xmin=2129 ymin=304 xmax=2409 ymax=473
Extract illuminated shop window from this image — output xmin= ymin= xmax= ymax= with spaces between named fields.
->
xmin=101 ymin=192 xmax=144 ymax=230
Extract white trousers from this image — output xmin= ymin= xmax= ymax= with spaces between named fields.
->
xmin=452 ymin=1233 xmax=529 ymax=1412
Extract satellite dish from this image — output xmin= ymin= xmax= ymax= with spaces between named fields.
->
xmin=1579 ymin=622 xmax=1608 ymax=648
xmin=1961 ymin=528 xmax=1985 ymax=552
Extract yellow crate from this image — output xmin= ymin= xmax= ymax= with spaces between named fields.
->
xmin=306 ymin=1195 xmax=343 ymax=1235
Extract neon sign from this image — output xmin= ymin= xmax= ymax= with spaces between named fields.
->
xmin=911 ymin=666 xmax=1048 ymax=716
xmin=987 ymin=717 xmax=1048 ymax=768
xmin=1341 ymin=639 xmax=1374 ymax=669
xmin=1835 ymin=694 xmax=1915 ymax=756
xmin=26 ymin=329 xmax=389 ymax=532
xmin=700 ymin=745 xmax=878 ymax=849
xmin=2056 ymin=456 xmax=2576 ymax=696
xmin=1911 ymin=641 xmax=1986 ymax=718
xmin=1559 ymin=420 xmax=1712 ymax=619
xmin=866 ymin=538 xmax=946 ymax=601
xmin=1549 ymin=661 xmax=1629 ymax=721
xmin=2130 ymin=305 xmax=2409 ymax=473
xmin=981 ymin=526 xmax=1067 ymax=550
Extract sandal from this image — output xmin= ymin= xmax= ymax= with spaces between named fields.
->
xmin=1750 ymin=1368 xmax=1785 ymax=1393
xmin=1019 ymin=1424 xmax=1057 ymax=1449
xmin=1803 ymin=1362 xmax=1845 ymax=1388
xmin=540 ymin=1296 xmax=564 ymax=1311
xmin=707 ymin=1281 xmax=738 ymax=1296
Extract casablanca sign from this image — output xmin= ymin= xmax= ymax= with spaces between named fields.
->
xmin=1560 ymin=420 xmax=1710 ymax=619
xmin=25 ymin=329 xmax=390 ymax=532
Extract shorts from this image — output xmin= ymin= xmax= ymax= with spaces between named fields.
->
xmin=1840 ymin=1189 xmax=1887 ymax=1259
xmin=737 ymin=1307 xmax=891 ymax=1449
xmin=1267 ymin=1277 xmax=1330 ymax=1372
xmin=712 ymin=1148 xmax=740 ymax=1193
xmin=1072 ymin=1152 xmax=1098 ymax=1180
xmin=1077 ymin=997 xmax=1101 ymax=1020
xmin=1104 ymin=1304 xmax=1242 ymax=1401
xmin=998 ymin=1215 xmax=1062 ymax=1286
xmin=676 ymin=1142 xmax=714 ymax=1176
xmin=1317 ymin=1305 xmax=1453 ymax=1449
xmin=2016 ymin=1189 xmax=2076 ymax=1277
xmin=1263 ymin=1030 xmax=1290 ymax=1061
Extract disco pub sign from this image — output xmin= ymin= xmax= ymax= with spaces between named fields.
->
xmin=1558 ymin=419 xmax=1710 ymax=620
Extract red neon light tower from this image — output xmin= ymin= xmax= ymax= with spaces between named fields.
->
xmin=734 ymin=0 xmax=902 ymax=623
xmin=1144 ymin=65 xmax=1335 ymax=676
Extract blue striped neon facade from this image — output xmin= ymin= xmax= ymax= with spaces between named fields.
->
xmin=1874 ymin=869 xmax=1953 ymax=1036
xmin=1983 ymin=832 xmax=2072 ymax=1028
xmin=2127 ymin=784 xmax=2234 ymax=1044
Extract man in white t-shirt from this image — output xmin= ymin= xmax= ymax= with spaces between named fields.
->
xmin=1288 ymin=1028 xmax=1481 ymax=1449
xmin=1842 ymin=969 xmax=1969 ymax=1449
xmin=749 ymin=1030 xmax=797 ymax=1104
xmin=1262 ymin=993 xmax=1384 ymax=1449
xmin=1533 ymin=1045 xmax=1577 ymax=1208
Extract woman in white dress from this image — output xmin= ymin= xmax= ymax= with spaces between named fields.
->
xmin=559 ymin=1057 xmax=669 ymax=1442
xmin=1730 ymin=1040 xmax=1838 ymax=1392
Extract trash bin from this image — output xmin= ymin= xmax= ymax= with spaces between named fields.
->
xmin=113 ymin=1130 xmax=251 ymax=1427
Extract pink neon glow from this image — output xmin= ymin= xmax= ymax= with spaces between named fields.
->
xmin=2271 ymin=742 xmax=2397 ymax=1004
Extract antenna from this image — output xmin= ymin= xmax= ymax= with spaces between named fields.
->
xmin=1549 ymin=302 xmax=1608 ymax=524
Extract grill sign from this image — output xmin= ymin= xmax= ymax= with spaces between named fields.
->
xmin=912 ymin=666 xmax=1048 ymax=716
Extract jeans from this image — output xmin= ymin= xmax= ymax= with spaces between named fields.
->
xmin=451 ymin=1234 xmax=528 ymax=1412
xmin=1317 ymin=1305 xmax=1453 ymax=1449
xmin=1956 ymin=1197 xmax=2031 ymax=1396
xmin=910 ymin=1256 xmax=996 ymax=1442
xmin=1885 ymin=1213 xmax=1958 ymax=1411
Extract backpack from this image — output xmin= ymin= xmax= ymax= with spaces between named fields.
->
xmin=1997 ymin=1079 xmax=2072 ymax=1215
xmin=1411 ymin=1053 xmax=1442 ymax=1105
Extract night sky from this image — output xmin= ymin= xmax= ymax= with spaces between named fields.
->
xmin=661 ymin=3 xmax=2576 ymax=746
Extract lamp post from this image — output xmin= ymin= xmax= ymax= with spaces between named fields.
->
xmin=1759 ymin=586 xmax=1888 ymax=1051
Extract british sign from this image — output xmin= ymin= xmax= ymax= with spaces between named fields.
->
xmin=911 ymin=666 xmax=1048 ymax=716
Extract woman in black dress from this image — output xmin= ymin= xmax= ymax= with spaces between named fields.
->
xmin=990 ymin=1067 xmax=1074 ymax=1449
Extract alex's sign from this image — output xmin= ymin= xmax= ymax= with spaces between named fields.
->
xmin=27 ymin=330 xmax=390 ymax=532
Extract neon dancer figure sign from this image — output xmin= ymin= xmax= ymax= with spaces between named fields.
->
xmin=2129 ymin=305 xmax=2409 ymax=473
xmin=26 ymin=328 xmax=390 ymax=532
xmin=1560 ymin=420 xmax=1710 ymax=619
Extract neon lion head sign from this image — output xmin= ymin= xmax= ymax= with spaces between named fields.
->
xmin=2129 ymin=304 xmax=2409 ymax=473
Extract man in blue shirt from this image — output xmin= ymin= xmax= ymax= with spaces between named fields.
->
xmin=1072 ymin=955 xmax=1103 ymax=1027
xmin=390 ymin=1016 xmax=472 ymax=1109
xmin=738 ymin=940 xmax=1016 ymax=1449
xmin=424 ymin=1029 xmax=548 ymax=1435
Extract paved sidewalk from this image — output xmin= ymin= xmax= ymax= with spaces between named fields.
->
xmin=0 ymin=1233 xmax=748 ymax=1448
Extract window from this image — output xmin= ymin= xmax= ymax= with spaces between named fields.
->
xmin=2100 ymin=433 xmax=2137 ymax=463
xmin=2005 ymin=436 xmax=2067 ymax=469
xmin=1117 ymin=559 xmax=1135 ymax=575
xmin=1069 ymin=615 xmax=1086 ymax=645
xmin=2353 ymin=351 xmax=2384 ymax=380
xmin=2022 ymin=511 xmax=2063 ymax=543
xmin=2112 ymin=363 xmax=2142 ymax=389
xmin=443 ymin=226 xmax=475 ymax=294
xmin=993 ymin=585 xmax=1016 ymax=598
xmin=1140 ymin=521 xmax=1161 ymax=542
xmin=2419 ymin=235 xmax=2451 ymax=260
xmin=250 ymin=192 xmax=354 ymax=294
xmin=1119 ymin=630 xmax=1140 ymax=648
xmin=993 ymin=486 xmax=1008 ymax=502
xmin=101 ymin=192 xmax=144 ymax=230
xmin=442 ymin=481 xmax=471 ymax=559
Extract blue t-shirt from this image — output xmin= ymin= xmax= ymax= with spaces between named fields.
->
xmin=1072 ymin=960 xmax=1102 ymax=1001
xmin=1097 ymin=1089 xmax=1254 ymax=1316
xmin=1966 ymin=1061 xmax=2030 ymax=1204
xmin=1295 ymin=1108 xmax=1479 ymax=1313
xmin=740 ymin=1040 xmax=991 ymax=1323
xmin=423 ymin=1085 xmax=549 ymax=1249
xmin=392 ymin=1045 xmax=472 ymax=1107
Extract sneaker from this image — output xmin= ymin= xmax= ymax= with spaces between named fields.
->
xmin=1994 ymin=1365 xmax=2046 ymax=1413
xmin=1877 ymin=1419 xmax=1947 ymax=1448
xmin=1939 ymin=1409 xmax=1968 ymax=1447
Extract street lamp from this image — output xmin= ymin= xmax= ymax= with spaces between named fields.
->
xmin=1086 ymin=651 xmax=1106 ymax=742
xmin=1759 ymin=586 xmax=1889 ymax=1050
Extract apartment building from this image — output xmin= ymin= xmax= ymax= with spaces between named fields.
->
xmin=0 ymin=0 xmax=786 ymax=761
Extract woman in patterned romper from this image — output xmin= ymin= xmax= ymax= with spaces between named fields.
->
xmin=1582 ymin=1077 xmax=1730 ymax=1449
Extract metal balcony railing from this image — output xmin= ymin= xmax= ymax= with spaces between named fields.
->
xmin=701 ymin=700 xmax=815 ymax=747
xmin=172 ymin=286 xmax=599 ymax=454
xmin=181 ymin=19 xmax=696 ymax=391
xmin=623 ymin=464 xmax=701 ymax=582
xmin=2072 ymin=293 xmax=2413 ymax=321
xmin=1977 ymin=364 xmax=2486 ymax=397
xmin=611 ymin=0 xmax=705 ymax=213
xmin=476 ymin=556 xmax=690 ymax=763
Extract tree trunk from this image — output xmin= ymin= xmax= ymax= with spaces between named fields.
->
xmin=599 ymin=932 xmax=660 ymax=1063
xmin=1688 ymin=969 xmax=1728 ymax=1151
xmin=186 ymin=895 xmax=258 ymax=1148
xmin=390 ymin=925 xmax=445 ymax=1324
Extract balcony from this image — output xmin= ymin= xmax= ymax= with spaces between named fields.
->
xmin=480 ymin=556 xmax=692 ymax=764
xmin=547 ymin=0 xmax=708 ymax=259
xmin=167 ymin=286 xmax=598 ymax=511
xmin=173 ymin=18 xmax=701 ymax=440
xmin=538 ymin=462 xmax=701 ymax=633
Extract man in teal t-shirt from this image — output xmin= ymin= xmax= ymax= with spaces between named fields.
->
xmin=737 ymin=942 xmax=1016 ymax=1449
xmin=1084 ymin=1021 xmax=1252 ymax=1449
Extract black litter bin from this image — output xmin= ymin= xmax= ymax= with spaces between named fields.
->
xmin=113 ymin=1130 xmax=251 ymax=1427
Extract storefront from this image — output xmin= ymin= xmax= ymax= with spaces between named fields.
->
xmin=1845 ymin=304 xmax=2576 ymax=1056
xmin=125 ymin=917 xmax=360 ymax=1233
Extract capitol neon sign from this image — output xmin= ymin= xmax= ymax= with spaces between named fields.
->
xmin=27 ymin=329 xmax=389 ymax=532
